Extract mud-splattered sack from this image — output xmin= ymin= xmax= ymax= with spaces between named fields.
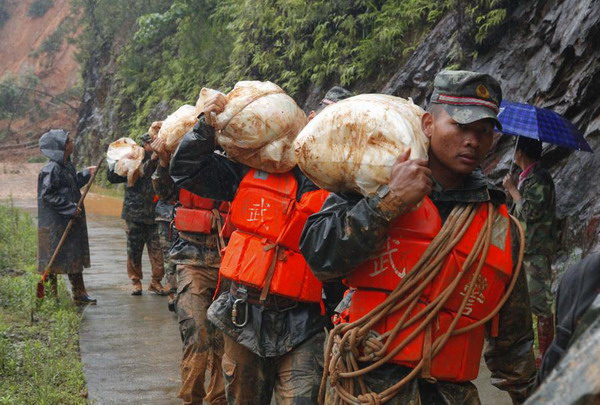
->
xmin=294 ymin=94 xmax=429 ymax=196
xmin=212 ymin=81 xmax=307 ymax=173
xmin=106 ymin=137 xmax=145 ymax=186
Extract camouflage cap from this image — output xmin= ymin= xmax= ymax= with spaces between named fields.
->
xmin=430 ymin=70 xmax=503 ymax=129
xmin=140 ymin=133 xmax=152 ymax=144
xmin=321 ymin=86 xmax=353 ymax=105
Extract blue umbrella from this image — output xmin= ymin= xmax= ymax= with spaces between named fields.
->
xmin=498 ymin=101 xmax=593 ymax=152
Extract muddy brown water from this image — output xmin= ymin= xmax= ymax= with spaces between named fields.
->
xmin=9 ymin=194 xmax=511 ymax=404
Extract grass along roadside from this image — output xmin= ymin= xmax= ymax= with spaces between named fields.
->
xmin=0 ymin=201 xmax=87 ymax=405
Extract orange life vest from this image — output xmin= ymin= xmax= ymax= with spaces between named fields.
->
xmin=219 ymin=169 xmax=329 ymax=303
xmin=175 ymin=189 xmax=234 ymax=237
xmin=345 ymin=197 xmax=513 ymax=382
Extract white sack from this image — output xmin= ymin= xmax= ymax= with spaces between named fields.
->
xmin=294 ymin=94 xmax=429 ymax=196
xmin=158 ymin=104 xmax=200 ymax=152
xmin=213 ymin=81 xmax=307 ymax=173
xmin=106 ymin=137 xmax=145 ymax=187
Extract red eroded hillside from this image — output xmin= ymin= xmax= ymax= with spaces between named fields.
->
xmin=0 ymin=0 xmax=80 ymax=162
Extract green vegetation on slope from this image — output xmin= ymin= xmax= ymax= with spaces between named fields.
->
xmin=74 ymin=0 xmax=510 ymax=138
xmin=0 ymin=202 xmax=86 ymax=405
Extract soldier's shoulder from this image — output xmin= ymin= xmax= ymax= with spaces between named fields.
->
xmin=529 ymin=164 xmax=553 ymax=182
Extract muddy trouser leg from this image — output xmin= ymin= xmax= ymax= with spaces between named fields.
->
xmin=176 ymin=265 xmax=226 ymax=405
xmin=523 ymin=254 xmax=554 ymax=317
xmin=274 ymin=331 xmax=324 ymax=405
xmin=126 ymin=220 xmax=145 ymax=281
xmin=67 ymin=273 xmax=86 ymax=298
xmin=523 ymin=254 xmax=555 ymax=362
xmin=157 ymin=221 xmax=177 ymax=292
xmin=144 ymin=223 xmax=164 ymax=282
xmin=222 ymin=334 xmax=275 ymax=405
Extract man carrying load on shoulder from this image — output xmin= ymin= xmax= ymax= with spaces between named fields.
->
xmin=151 ymin=135 xmax=228 ymax=405
xmin=169 ymin=86 xmax=351 ymax=404
xmin=300 ymin=71 xmax=536 ymax=404
xmin=107 ymin=133 xmax=168 ymax=296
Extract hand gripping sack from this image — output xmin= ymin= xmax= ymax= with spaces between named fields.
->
xmin=106 ymin=137 xmax=145 ymax=186
xmin=212 ymin=81 xmax=307 ymax=173
xmin=294 ymin=94 xmax=429 ymax=196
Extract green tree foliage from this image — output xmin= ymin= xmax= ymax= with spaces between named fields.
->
xmin=0 ymin=76 xmax=35 ymax=120
xmin=28 ymin=0 xmax=54 ymax=18
xmin=75 ymin=0 xmax=509 ymax=137
xmin=117 ymin=0 xmax=233 ymax=132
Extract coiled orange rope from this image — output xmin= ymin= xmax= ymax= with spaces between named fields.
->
xmin=320 ymin=203 xmax=525 ymax=404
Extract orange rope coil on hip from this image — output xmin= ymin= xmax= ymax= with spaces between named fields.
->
xmin=319 ymin=203 xmax=526 ymax=404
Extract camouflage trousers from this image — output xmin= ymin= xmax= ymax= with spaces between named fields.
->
xmin=324 ymin=363 xmax=481 ymax=405
xmin=175 ymin=265 xmax=226 ymax=405
xmin=157 ymin=221 xmax=177 ymax=292
xmin=125 ymin=220 xmax=164 ymax=282
xmin=523 ymin=254 xmax=554 ymax=316
xmin=221 ymin=331 xmax=324 ymax=405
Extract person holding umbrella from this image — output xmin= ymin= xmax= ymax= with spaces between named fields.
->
xmin=503 ymin=136 xmax=557 ymax=366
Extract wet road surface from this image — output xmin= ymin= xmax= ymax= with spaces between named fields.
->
xmin=12 ymin=195 xmax=511 ymax=404
xmin=80 ymin=212 xmax=181 ymax=404
xmin=15 ymin=197 xmax=182 ymax=404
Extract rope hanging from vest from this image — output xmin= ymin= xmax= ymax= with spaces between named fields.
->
xmin=319 ymin=202 xmax=526 ymax=405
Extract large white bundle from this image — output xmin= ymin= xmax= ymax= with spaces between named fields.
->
xmin=106 ymin=137 xmax=145 ymax=186
xmin=156 ymin=88 xmax=224 ymax=152
xmin=158 ymin=105 xmax=200 ymax=152
xmin=294 ymin=94 xmax=429 ymax=196
xmin=213 ymin=81 xmax=307 ymax=173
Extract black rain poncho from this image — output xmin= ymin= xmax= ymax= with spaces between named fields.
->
xmin=37 ymin=129 xmax=91 ymax=275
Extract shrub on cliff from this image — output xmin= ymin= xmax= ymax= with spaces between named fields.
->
xmin=28 ymin=0 xmax=54 ymax=18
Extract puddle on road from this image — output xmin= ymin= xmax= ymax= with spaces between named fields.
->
xmin=84 ymin=193 xmax=122 ymax=217
xmin=6 ymin=192 xmax=123 ymax=218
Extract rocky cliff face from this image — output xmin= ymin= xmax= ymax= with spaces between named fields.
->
xmin=381 ymin=0 xmax=600 ymax=275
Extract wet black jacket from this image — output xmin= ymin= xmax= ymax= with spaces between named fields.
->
xmin=300 ymin=173 xmax=537 ymax=403
xmin=526 ymin=293 xmax=600 ymax=404
xmin=37 ymin=130 xmax=91 ymax=274
xmin=107 ymin=151 xmax=159 ymax=224
xmin=170 ymin=118 xmax=328 ymax=357
xmin=536 ymin=253 xmax=600 ymax=386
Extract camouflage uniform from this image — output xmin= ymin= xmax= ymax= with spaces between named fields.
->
xmin=108 ymin=149 xmax=165 ymax=285
xmin=153 ymin=163 xmax=226 ymax=405
xmin=510 ymin=163 xmax=557 ymax=317
xmin=300 ymin=71 xmax=536 ymax=404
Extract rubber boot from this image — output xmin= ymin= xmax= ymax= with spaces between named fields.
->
xmin=148 ymin=279 xmax=169 ymax=296
xmin=131 ymin=279 xmax=142 ymax=296
xmin=536 ymin=315 xmax=554 ymax=368
xmin=68 ymin=273 xmax=97 ymax=305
